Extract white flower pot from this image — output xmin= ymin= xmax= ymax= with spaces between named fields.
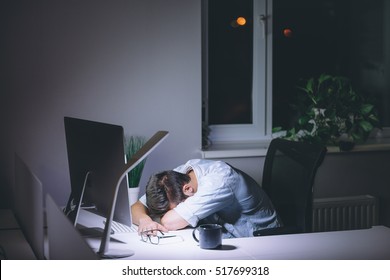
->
xmin=128 ymin=187 xmax=140 ymax=206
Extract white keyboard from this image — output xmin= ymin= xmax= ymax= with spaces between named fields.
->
xmin=78 ymin=208 xmax=138 ymax=234
xmin=109 ymin=220 xmax=138 ymax=234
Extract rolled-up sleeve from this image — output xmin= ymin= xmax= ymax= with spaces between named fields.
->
xmin=139 ymin=194 xmax=147 ymax=206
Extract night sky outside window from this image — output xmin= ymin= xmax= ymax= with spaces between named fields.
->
xmin=208 ymin=0 xmax=254 ymax=125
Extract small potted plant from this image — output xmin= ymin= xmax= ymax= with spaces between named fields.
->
xmin=273 ymin=74 xmax=380 ymax=150
xmin=125 ymin=135 xmax=147 ymax=205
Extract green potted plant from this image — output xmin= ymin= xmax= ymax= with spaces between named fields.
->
xmin=273 ymin=74 xmax=380 ymax=150
xmin=125 ymin=135 xmax=147 ymax=205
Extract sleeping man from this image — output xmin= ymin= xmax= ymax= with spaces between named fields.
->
xmin=131 ymin=159 xmax=280 ymax=238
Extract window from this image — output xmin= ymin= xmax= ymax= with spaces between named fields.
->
xmin=272 ymin=0 xmax=390 ymax=131
xmin=202 ymin=0 xmax=272 ymax=144
xmin=203 ymin=0 xmax=390 ymax=150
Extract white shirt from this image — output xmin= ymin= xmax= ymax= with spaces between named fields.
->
xmin=140 ymin=159 xmax=280 ymax=237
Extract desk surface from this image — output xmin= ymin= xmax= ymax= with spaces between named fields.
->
xmin=79 ymin=209 xmax=390 ymax=260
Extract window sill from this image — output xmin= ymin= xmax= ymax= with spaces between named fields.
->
xmin=201 ymin=140 xmax=270 ymax=159
xmin=201 ymin=137 xmax=390 ymax=159
xmin=326 ymin=138 xmax=390 ymax=153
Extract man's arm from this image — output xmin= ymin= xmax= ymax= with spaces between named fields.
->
xmin=160 ymin=209 xmax=189 ymax=230
xmin=131 ymin=201 xmax=168 ymax=233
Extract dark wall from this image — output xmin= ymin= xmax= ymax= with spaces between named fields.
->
xmin=314 ymin=150 xmax=390 ymax=227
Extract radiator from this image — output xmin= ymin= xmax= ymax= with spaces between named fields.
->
xmin=312 ymin=195 xmax=379 ymax=232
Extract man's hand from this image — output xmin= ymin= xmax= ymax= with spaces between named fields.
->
xmin=137 ymin=217 xmax=168 ymax=235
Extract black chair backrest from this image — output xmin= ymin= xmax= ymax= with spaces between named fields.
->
xmin=262 ymin=138 xmax=327 ymax=233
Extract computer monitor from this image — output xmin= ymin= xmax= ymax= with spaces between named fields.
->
xmin=14 ymin=154 xmax=45 ymax=260
xmin=63 ymin=117 xmax=131 ymax=229
xmin=46 ymin=194 xmax=99 ymax=260
xmin=63 ymin=116 xmax=168 ymax=258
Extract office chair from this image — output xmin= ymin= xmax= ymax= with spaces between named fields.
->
xmin=253 ymin=138 xmax=327 ymax=236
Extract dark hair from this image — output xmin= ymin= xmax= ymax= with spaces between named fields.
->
xmin=146 ymin=170 xmax=190 ymax=217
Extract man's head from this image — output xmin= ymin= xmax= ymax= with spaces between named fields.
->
xmin=145 ymin=171 xmax=190 ymax=218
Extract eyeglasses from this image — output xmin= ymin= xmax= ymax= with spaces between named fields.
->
xmin=140 ymin=229 xmax=181 ymax=245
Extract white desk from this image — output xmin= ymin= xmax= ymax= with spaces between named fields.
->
xmin=79 ymin=211 xmax=390 ymax=260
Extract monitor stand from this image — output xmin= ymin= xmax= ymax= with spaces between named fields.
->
xmin=97 ymin=249 xmax=134 ymax=259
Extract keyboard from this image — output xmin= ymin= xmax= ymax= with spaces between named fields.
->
xmin=77 ymin=208 xmax=138 ymax=234
xmin=105 ymin=220 xmax=138 ymax=234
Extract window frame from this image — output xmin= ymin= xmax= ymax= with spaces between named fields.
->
xmin=201 ymin=0 xmax=390 ymax=159
xmin=202 ymin=0 xmax=273 ymax=144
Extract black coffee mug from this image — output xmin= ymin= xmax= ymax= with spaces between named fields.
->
xmin=192 ymin=224 xmax=222 ymax=249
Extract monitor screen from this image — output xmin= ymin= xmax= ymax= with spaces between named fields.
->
xmin=63 ymin=117 xmax=131 ymax=229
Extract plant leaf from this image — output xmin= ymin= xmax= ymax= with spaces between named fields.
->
xmin=361 ymin=104 xmax=374 ymax=115
xmin=359 ymin=120 xmax=373 ymax=132
xmin=318 ymin=73 xmax=332 ymax=84
xmin=272 ymin=127 xmax=283 ymax=133
xmin=306 ymin=78 xmax=314 ymax=94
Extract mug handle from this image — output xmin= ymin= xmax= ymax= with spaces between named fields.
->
xmin=192 ymin=227 xmax=199 ymax=243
